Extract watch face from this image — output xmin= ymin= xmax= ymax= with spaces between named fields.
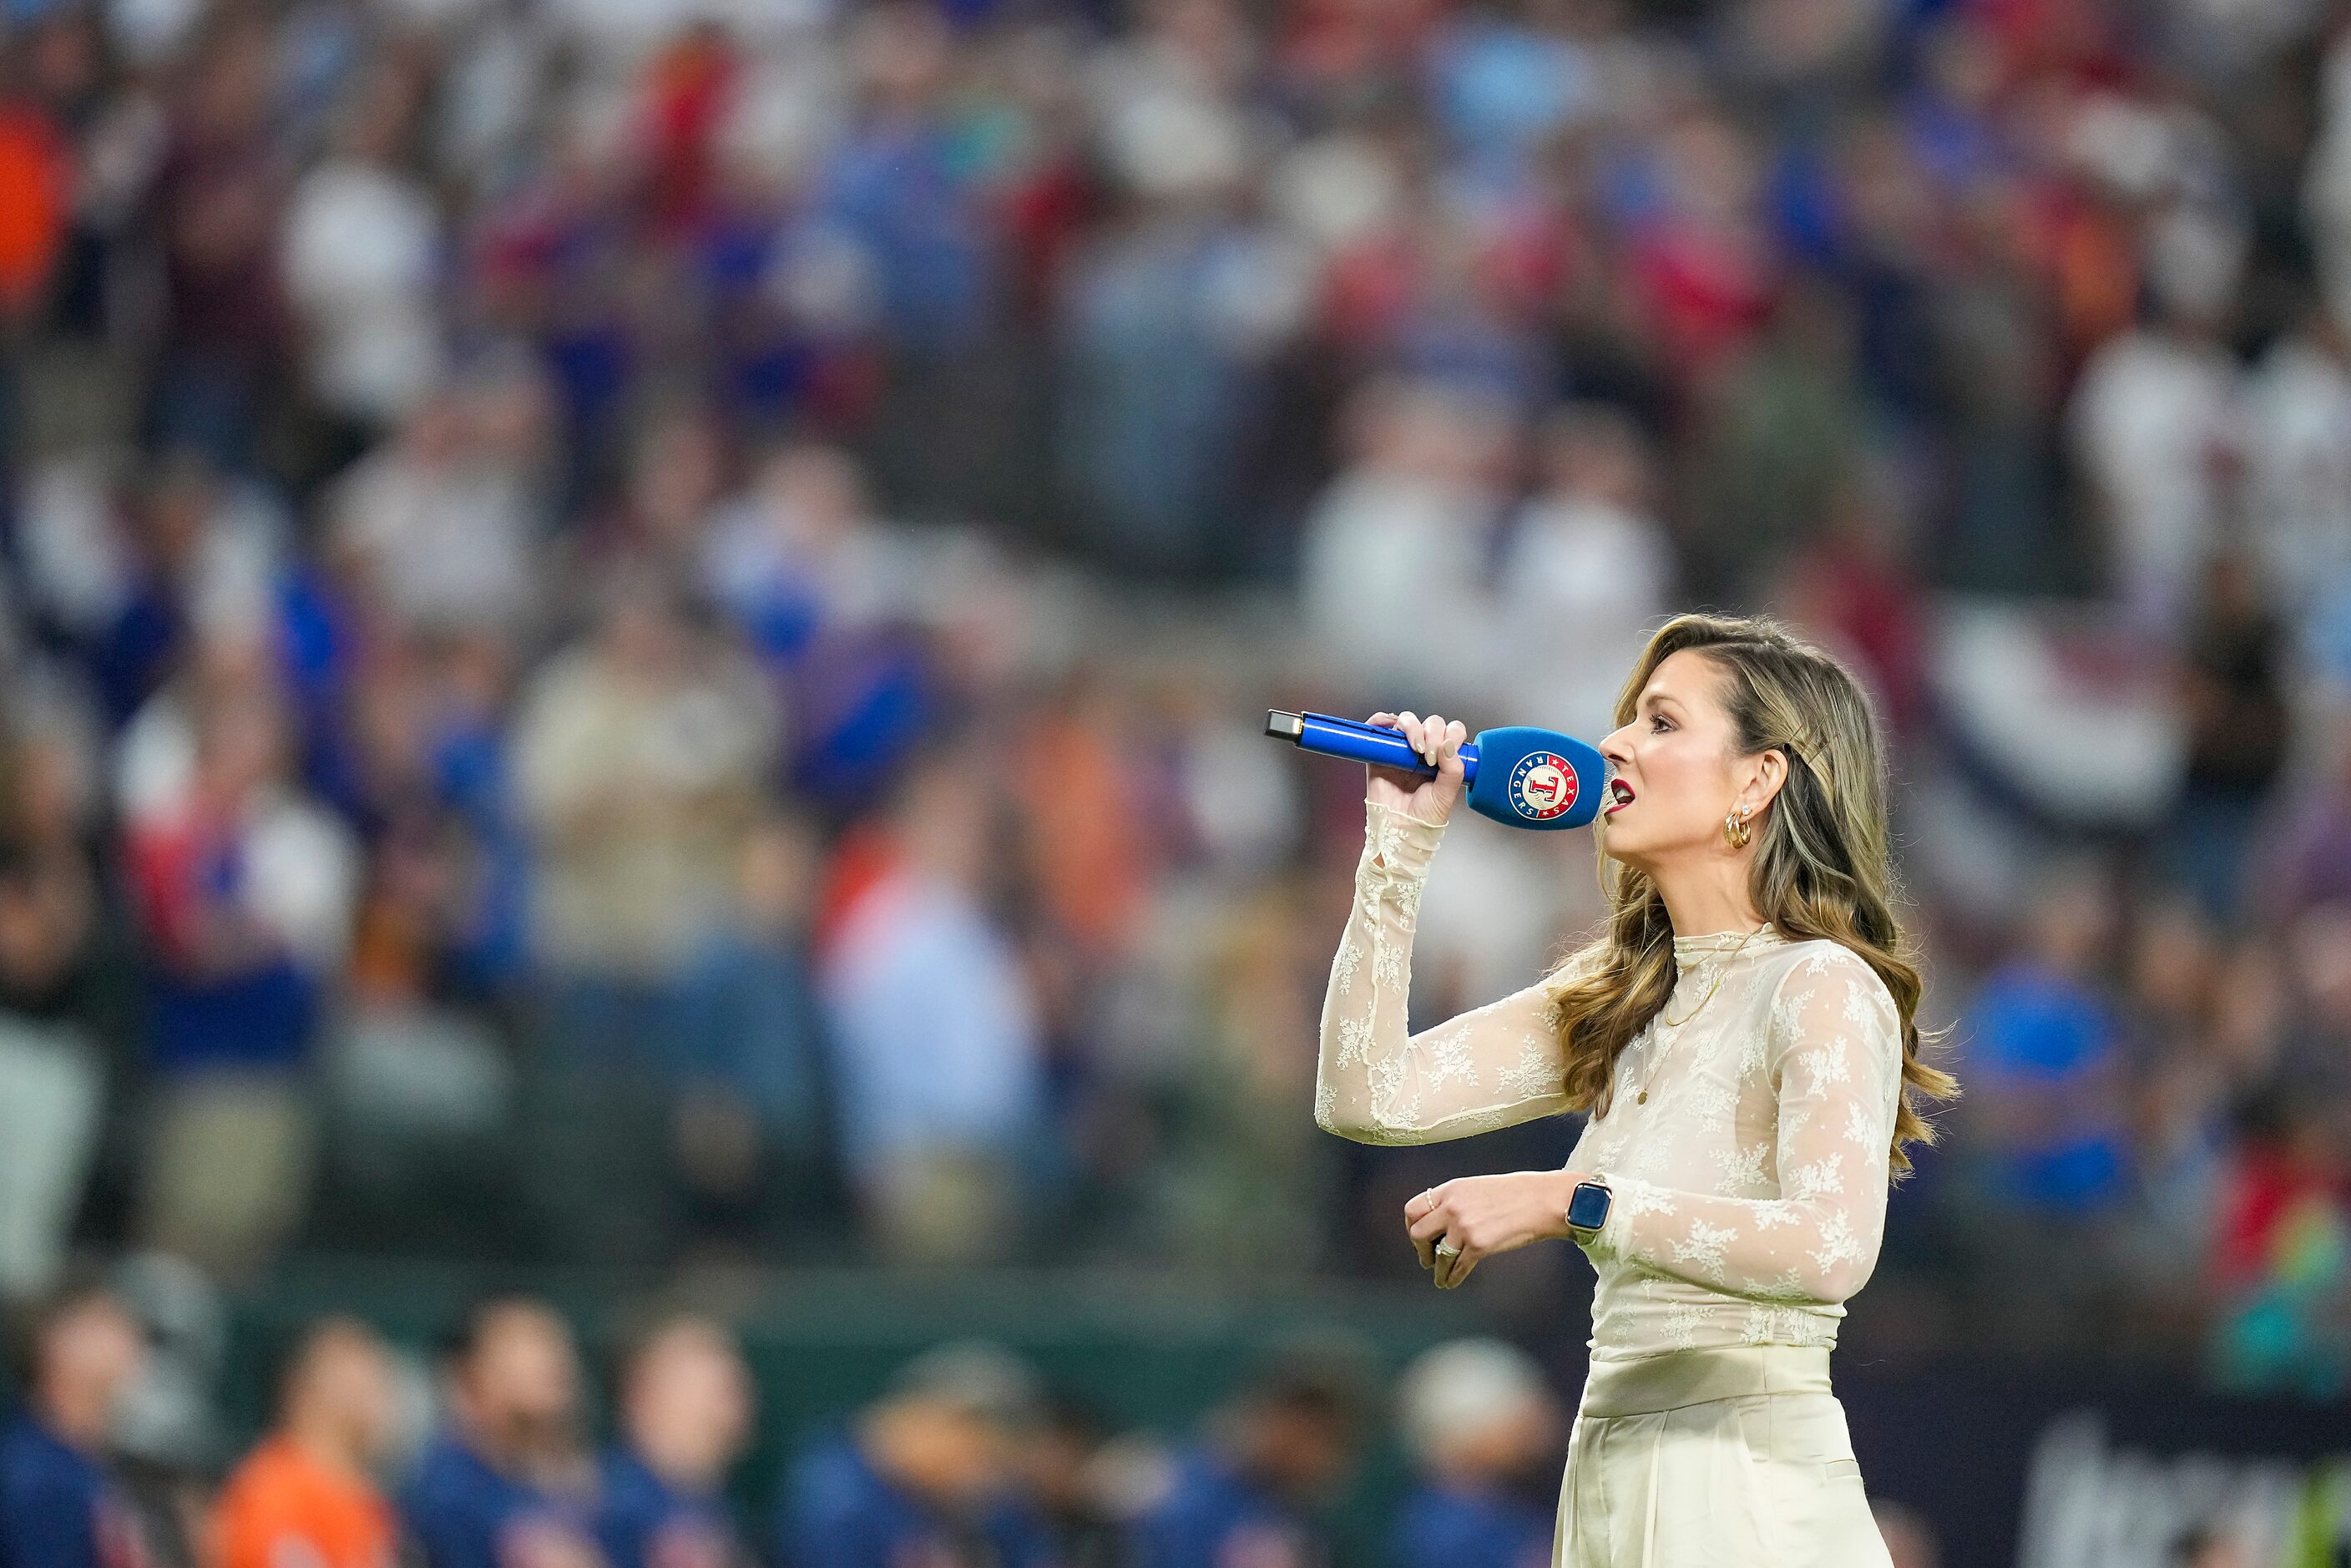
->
xmin=1566 ymin=1181 xmax=1612 ymax=1232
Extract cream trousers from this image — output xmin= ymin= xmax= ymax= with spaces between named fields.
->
xmin=1553 ymin=1344 xmax=1893 ymax=1567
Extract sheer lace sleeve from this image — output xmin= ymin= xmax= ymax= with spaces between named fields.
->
xmin=1313 ymin=800 xmax=1578 ymax=1145
xmin=1585 ymin=944 xmax=1902 ymax=1304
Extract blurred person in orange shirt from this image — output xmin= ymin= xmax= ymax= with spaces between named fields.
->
xmin=211 ymin=1318 xmax=399 ymax=1568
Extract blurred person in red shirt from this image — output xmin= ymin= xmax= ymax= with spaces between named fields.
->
xmin=210 ymin=1318 xmax=400 ymax=1568
xmin=2207 ymin=1087 xmax=2351 ymax=1397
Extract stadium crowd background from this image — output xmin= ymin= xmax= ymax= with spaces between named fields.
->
xmin=1 ymin=0 xmax=2349 ymax=1558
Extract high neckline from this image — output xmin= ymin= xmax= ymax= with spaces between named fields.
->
xmin=1671 ymin=924 xmax=1784 ymax=967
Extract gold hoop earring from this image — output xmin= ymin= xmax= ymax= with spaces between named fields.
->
xmin=1724 ymin=808 xmax=1752 ymax=849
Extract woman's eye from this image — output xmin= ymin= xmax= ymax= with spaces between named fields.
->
xmin=1649 ymin=716 xmax=1671 ymax=733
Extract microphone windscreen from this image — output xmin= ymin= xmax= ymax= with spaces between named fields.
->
xmin=1464 ymin=727 xmax=1606 ymax=831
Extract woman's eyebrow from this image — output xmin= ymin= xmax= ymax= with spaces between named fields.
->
xmin=1640 ymin=690 xmax=1685 ymax=714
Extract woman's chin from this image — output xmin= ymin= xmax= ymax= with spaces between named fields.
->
xmin=1596 ymin=827 xmax=1645 ymax=867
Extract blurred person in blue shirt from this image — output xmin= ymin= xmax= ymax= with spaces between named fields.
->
xmin=0 ymin=1280 xmax=152 ymax=1568
xmin=1955 ymin=866 xmax=2137 ymax=1340
xmin=815 ymin=743 xmax=1047 ymax=1264
xmin=1125 ymin=1343 xmax=1373 ymax=1568
xmin=1961 ymin=867 xmax=2131 ymax=1216
xmin=776 ymin=1341 xmax=1056 ymax=1568
xmin=598 ymin=1313 xmax=753 ymax=1568
xmin=402 ymin=1297 xmax=604 ymax=1568
xmin=1391 ymin=1340 xmax=1561 ymax=1568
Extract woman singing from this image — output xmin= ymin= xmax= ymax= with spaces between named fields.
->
xmin=1314 ymin=613 xmax=1957 ymax=1565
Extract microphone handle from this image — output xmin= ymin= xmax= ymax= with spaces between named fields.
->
xmin=1264 ymin=711 xmax=1483 ymax=786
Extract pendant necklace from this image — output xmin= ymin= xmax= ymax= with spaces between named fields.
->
xmin=1632 ymin=925 xmax=1764 ymax=1106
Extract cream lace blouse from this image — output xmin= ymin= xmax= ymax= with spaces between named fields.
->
xmin=1316 ymin=801 xmax=1904 ymax=1362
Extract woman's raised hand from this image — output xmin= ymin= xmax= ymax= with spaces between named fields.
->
xmin=1363 ymin=711 xmax=1468 ymax=827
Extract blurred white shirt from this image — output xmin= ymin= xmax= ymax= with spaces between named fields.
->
xmin=281 ymin=159 xmax=445 ymax=425
xmin=2243 ymin=329 xmax=2351 ymax=618
xmin=328 ymin=444 xmax=539 ymax=633
xmin=1297 ymin=469 xmax=1499 ymax=706
xmin=2069 ymin=326 xmax=2241 ymax=635
xmin=1492 ymin=493 xmax=1673 ymax=738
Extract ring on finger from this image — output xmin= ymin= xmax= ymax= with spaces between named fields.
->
xmin=1433 ymin=1242 xmax=1460 ymax=1258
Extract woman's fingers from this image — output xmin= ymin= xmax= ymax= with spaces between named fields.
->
xmin=1367 ymin=711 xmax=1469 ymax=774
xmin=1408 ymin=1192 xmax=1453 ymax=1271
xmin=1405 ymin=1186 xmax=1438 ymax=1268
xmin=1440 ymin=1247 xmax=1479 ymax=1289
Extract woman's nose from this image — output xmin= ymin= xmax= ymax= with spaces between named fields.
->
xmin=1598 ymin=726 xmax=1632 ymax=766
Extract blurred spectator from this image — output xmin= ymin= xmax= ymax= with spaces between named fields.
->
xmin=1685 ymin=279 xmax=1867 ymax=603
xmin=2242 ymin=295 xmax=2351 ymax=630
xmin=0 ymin=1279 xmax=151 ymax=1568
xmin=598 ymin=1314 xmax=753 ymax=1568
xmin=278 ymin=66 xmax=444 ymax=448
xmin=402 ymin=1297 xmax=602 ymax=1568
xmin=1022 ymin=1392 xmax=1124 ymax=1568
xmin=123 ymin=659 xmax=356 ymax=1281
xmin=210 ymin=1318 xmax=398 ymax=1568
xmin=815 ymin=746 xmax=1046 ymax=1262
xmin=2206 ymin=904 xmax=2351 ymax=1394
xmin=1954 ymin=867 xmax=2132 ymax=1338
xmin=1297 ymin=378 xmax=1517 ymax=706
xmin=1960 ymin=869 xmax=2132 ymax=1215
xmin=669 ymin=815 xmax=834 ymax=1243
xmin=1491 ymin=403 xmax=1672 ymax=740
xmin=2167 ymin=552 xmax=2293 ymax=923
xmin=2067 ymin=205 xmax=2244 ymax=636
xmin=2259 ymin=738 xmax=2351 ymax=926
xmin=1147 ymin=883 xmax=1336 ymax=1274
xmin=1123 ymin=1343 xmax=1373 ymax=1568
xmin=1056 ymin=101 xmax=1310 ymax=580
xmin=0 ymin=701 xmax=107 ymax=1305
xmin=145 ymin=18 xmax=288 ymax=468
xmin=322 ymin=377 xmax=548 ymax=639
xmin=2107 ymin=900 xmax=2233 ymax=1341
xmin=776 ymin=1341 xmax=1055 ymax=1568
xmin=1392 ymin=1339 xmax=1560 ymax=1568
xmin=698 ymin=443 xmax=936 ymax=811
xmin=513 ymin=572 xmax=777 ymax=1073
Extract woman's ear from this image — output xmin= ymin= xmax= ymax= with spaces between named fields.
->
xmin=1738 ymin=748 xmax=1790 ymax=818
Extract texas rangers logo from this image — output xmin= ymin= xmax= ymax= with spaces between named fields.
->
xmin=1508 ymin=752 xmax=1578 ymax=820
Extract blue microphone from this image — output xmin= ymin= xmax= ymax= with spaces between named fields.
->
xmin=1265 ymin=711 xmax=1606 ymax=832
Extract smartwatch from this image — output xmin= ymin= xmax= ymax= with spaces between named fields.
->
xmin=1565 ymin=1177 xmax=1614 ymax=1241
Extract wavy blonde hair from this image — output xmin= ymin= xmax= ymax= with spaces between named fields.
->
xmin=1546 ymin=613 xmax=1958 ymax=1179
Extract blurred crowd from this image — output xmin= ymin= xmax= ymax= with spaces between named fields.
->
xmin=6 ymin=0 xmax=2351 ymax=1529
xmin=0 ymin=1277 xmax=1952 ymax=1568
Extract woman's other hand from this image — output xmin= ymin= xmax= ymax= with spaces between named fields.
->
xmin=1364 ymin=711 xmax=1467 ymax=827
xmin=1405 ymin=1170 xmax=1583 ymax=1288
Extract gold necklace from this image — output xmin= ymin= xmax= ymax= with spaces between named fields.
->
xmin=1633 ymin=926 xmax=1764 ymax=1106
